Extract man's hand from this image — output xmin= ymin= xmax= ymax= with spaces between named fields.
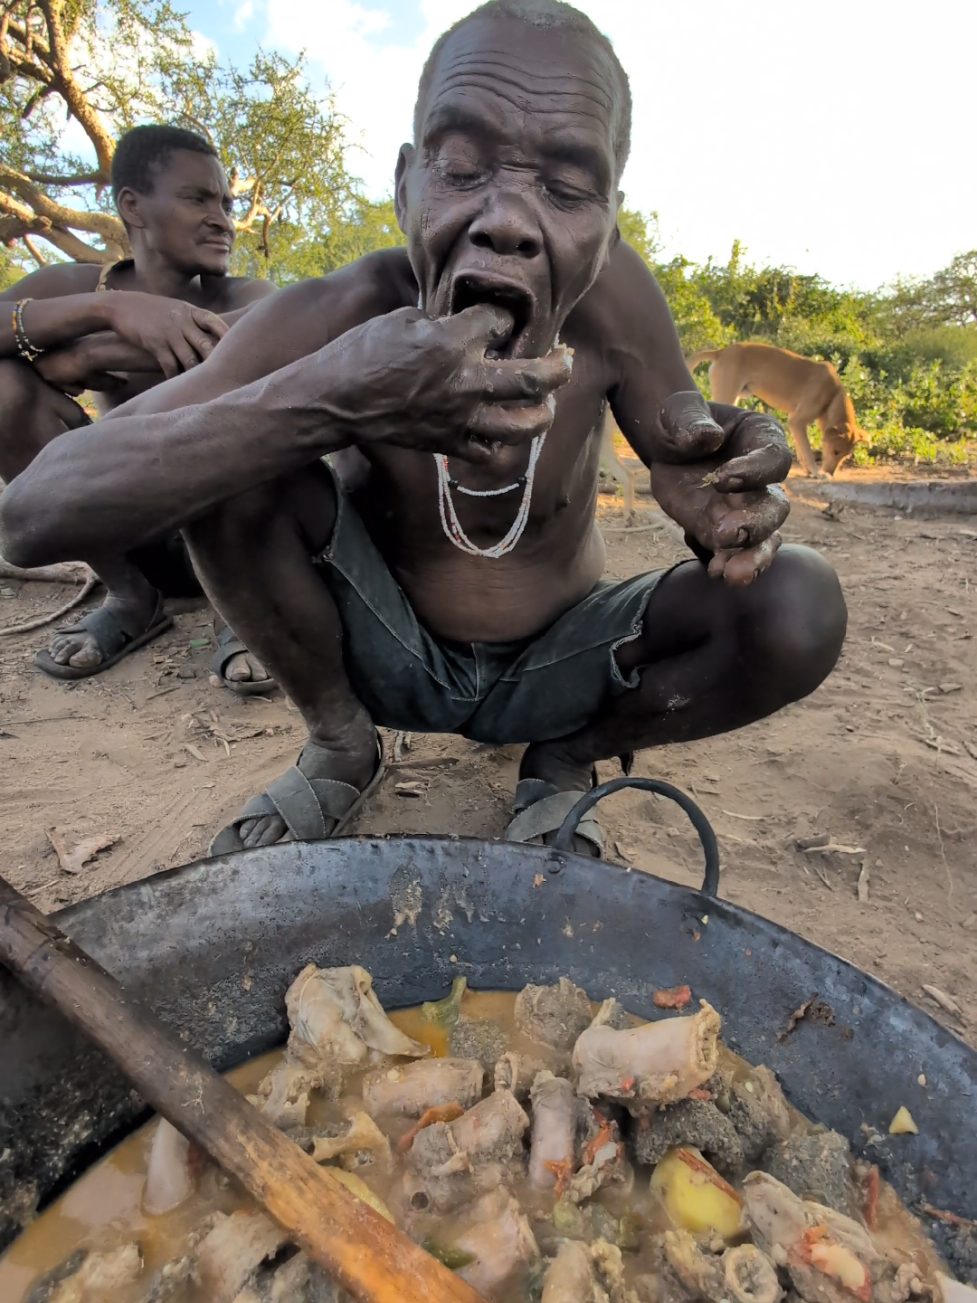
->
xmin=650 ymin=393 xmax=792 ymax=585
xmin=106 ymin=294 xmax=227 ymax=378
xmin=322 ymin=305 xmax=573 ymax=462
xmin=35 ymin=332 xmax=160 ymax=394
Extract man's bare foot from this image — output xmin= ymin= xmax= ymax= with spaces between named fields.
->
xmin=47 ymin=588 xmax=162 ymax=668
xmin=231 ymin=713 xmax=380 ymax=850
xmin=213 ymin=618 xmax=276 ymax=693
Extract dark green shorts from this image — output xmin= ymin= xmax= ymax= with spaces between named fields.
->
xmin=313 ymin=479 xmax=670 ymax=746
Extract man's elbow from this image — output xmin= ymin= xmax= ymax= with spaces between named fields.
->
xmin=0 ymin=478 xmax=62 ymax=568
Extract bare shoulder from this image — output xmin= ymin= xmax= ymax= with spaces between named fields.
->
xmin=570 ymin=241 xmax=673 ymax=348
xmin=0 ymin=261 xmax=101 ymax=303
xmin=569 ymin=239 xmax=690 ymax=397
xmin=215 ymin=249 xmax=415 ymax=359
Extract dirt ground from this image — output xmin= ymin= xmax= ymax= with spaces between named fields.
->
xmin=1 ymin=477 xmax=975 ymax=1045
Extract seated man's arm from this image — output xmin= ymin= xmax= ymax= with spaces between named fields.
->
xmin=600 ymin=240 xmax=791 ymax=583
xmin=1 ymin=252 xmax=567 ymax=567
xmin=33 ymin=281 xmax=279 ymax=394
xmin=0 ymin=265 xmax=120 ymax=357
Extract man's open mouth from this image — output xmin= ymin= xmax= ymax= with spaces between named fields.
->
xmin=450 ymin=274 xmax=534 ymax=358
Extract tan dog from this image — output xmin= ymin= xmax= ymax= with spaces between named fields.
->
xmin=687 ymin=341 xmax=866 ymax=476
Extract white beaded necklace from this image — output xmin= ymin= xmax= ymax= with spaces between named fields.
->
xmin=434 ymin=432 xmax=546 ymax=559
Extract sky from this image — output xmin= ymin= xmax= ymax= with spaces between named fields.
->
xmin=181 ymin=0 xmax=976 ymax=290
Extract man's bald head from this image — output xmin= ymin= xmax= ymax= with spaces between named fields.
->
xmin=414 ymin=0 xmax=632 ymax=177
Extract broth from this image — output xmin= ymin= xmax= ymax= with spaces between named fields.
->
xmin=0 ymin=988 xmax=944 ymax=1303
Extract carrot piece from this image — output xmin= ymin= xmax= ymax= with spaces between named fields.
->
xmin=544 ymin=1159 xmax=573 ymax=1198
xmin=654 ymin=984 xmax=692 ymax=1009
xmin=397 ymin=1102 xmax=465 ymax=1154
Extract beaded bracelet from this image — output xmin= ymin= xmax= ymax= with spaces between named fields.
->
xmin=12 ymin=298 xmax=43 ymax=363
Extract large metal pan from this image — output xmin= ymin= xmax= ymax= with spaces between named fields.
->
xmin=1 ymin=780 xmax=973 ymax=1274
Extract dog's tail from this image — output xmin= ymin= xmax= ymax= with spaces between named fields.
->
xmin=686 ymin=348 xmax=723 ymax=371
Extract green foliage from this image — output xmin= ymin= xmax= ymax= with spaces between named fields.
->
xmin=0 ymin=245 xmax=29 ymax=292
xmin=620 ymin=210 xmax=977 ymax=464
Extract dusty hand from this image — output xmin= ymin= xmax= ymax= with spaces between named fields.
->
xmin=323 ymin=305 xmax=573 ymax=462
xmin=651 ymin=395 xmax=792 ymax=585
xmin=35 ymin=332 xmax=160 ymax=394
xmin=106 ymin=293 xmax=227 ymax=378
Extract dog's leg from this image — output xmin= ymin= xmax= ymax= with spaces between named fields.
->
xmin=788 ymin=413 xmax=822 ymax=477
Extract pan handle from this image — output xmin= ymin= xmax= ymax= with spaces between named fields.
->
xmin=552 ymin=776 xmax=721 ymax=898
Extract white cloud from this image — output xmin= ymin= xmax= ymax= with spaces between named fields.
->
xmin=264 ymin=0 xmax=977 ymax=288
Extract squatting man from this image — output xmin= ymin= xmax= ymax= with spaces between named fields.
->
xmin=0 ymin=125 xmax=275 ymax=688
xmin=0 ymin=0 xmax=848 ymax=856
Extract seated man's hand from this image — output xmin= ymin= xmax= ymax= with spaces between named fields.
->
xmin=325 ymin=305 xmax=573 ymax=463
xmin=651 ymin=393 xmax=792 ymax=586
xmin=106 ymin=294 xmax=227 ymax=378
xmin=35 ymin=333 xmax=159 ymax=395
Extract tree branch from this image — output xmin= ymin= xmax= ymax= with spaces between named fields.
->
xmin=26 ymin=170 xmax=102 ymax=186
xmin=0 ymin=209 xmax=109 ymax=263
xmin=0 ymin=163 xmax=125 ymax=242
xmin=35 ymin=0 xmax=114 ymax=178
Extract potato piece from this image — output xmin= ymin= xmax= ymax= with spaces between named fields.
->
xmin=650 ymin=1147 xmax=744 ymax=1242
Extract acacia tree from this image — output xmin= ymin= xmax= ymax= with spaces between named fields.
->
xmin=0 ymin=0 xmax=383 ymax=279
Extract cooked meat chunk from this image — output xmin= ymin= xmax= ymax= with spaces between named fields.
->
xmin=529 ymin=1071 xmax=577 ymax=1191
xmin=196 ymin=1211 xmax=289 ymax=1303
xmin=451 ymin=1191 xmax=541 ymax=1301
xmin=573 ymin=1002 xmax=720 ymax=1110
xmin=515 ymin=979 xmax=593 ymax=1051
xmin=450 ymin=1014 xmax=510 ymax=1069
xmin=717 ymin=1067 xmax=792 ymax=1164
xmin=363 ymin=1057 xmax=484 ymax=1118
xmin=633 ymin=1099 xmax=744 ymax=1176
xmin=27 ymin=1245 xmax=142 ymax=1303
xmin=404 ymin=1089 xmax=529 ymax=1213
xmin=495 ymin=1049 xmax=571 ymax=1100
xmin=763 ymin=1129 xmax=855 ymax=1215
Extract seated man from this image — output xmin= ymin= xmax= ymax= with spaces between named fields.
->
xmin=0 ymin=124 xmax=274 ymax=690
xmin=1 ymin=0 xmax=847 ymax=855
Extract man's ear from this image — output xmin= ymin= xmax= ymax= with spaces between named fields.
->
xmin=115 ymin=187 xmax=147 ymax=230
xmin=394 ymin=144 xmax=414 ymax=234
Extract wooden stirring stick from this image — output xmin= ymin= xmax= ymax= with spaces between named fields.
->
xmin=0 ymin=876 xmax=485 ymax=1303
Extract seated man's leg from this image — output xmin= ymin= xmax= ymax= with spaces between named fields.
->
xmin=184 ymin=461 xmax=378 ymax=848
xmin=0 ymin=359 xmax=169 ymax=674
xmin=521 ymin=545 xmax=846 ymax=789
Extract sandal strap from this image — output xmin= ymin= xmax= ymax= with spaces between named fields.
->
xmin=263 ymin=767 xmax=360 ymax=842
xmin=213 ymin=624 xmax=248 ymax=675
xmin=506 ymin=785 xmax=604 ymax=854
xmin=54 ymin=604 xmax=132 ymax=658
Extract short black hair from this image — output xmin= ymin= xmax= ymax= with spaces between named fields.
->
xmin=111 ymin=125 xmax=219 ymax=206
xmin=414 ymin=0 xmax=632 ymax=176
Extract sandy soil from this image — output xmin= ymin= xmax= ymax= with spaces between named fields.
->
xmin=1 ymin=482 xmax=975 ymax=1044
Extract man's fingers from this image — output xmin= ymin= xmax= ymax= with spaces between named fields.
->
xmin=476 ymin=349 xmax=573 ymax=402
xmin=708 ymin=486 xmax=789 ymax=550
xmin=190 ymin=307 xmax=228 ymax=340
xmin=711 ymin=535 xmax=782 ymax=586
xmin=711 ymin=420 xmax=792 ymax=492
xmin=154 ymin=346 xmax=181 ymax=380
xmin=182 ymin=328 xmax=218 ymax=361
xmin=449 ymin=302 xmax=518 ymax=346
xmin=657 ymin=390 xmax=725 ymax=460
xmin=468 ymin=395 xmax=557 ymax=443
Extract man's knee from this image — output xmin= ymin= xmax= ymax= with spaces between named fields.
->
xmin=0 ymin=358 xmax=40 ymax=416
xmin=185 ymin=463 xmax=337 ymax=557
xmin=746 ymin=544 xmax=847 ymax=701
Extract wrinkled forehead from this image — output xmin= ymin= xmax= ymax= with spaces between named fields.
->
xmin=154 ymin=149 xmax=229 ymax=194
xmin=419 ymin=16 xmax=622 ymax=177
